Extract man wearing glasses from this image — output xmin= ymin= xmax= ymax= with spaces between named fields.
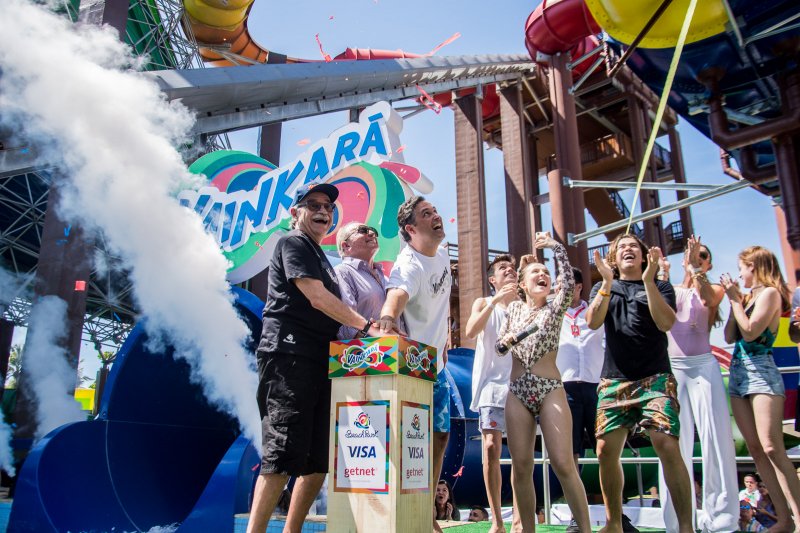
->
xmin=247 ymin=183 xmax=381 ymax=533
xmin=378 ymin=195 xmax=452 ymax=533
xmin=335 ymin=221 xmax=388 ymax=340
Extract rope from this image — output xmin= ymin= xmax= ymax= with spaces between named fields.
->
xmin=626 ymin=0 xmax=699 ymax=235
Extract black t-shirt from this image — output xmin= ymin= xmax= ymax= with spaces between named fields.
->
xmin=589 ymin=279 xmax=676 ymax=380
xmin=257 ymin=230 xmax=341 ymax=366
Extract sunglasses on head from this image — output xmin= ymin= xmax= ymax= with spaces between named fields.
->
xmin=698 ymin=251 xmax=709 ymax=260
xmin=298 ymin=200 xmax=335 ymax=213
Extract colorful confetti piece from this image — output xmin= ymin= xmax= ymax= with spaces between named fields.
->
xmin=427 ymin=32 xmax=461 ymax=56
xmin=416 ymin=85 xmax=442 ymax=114
xmin=75 ymin=280 xmax=86 ymax=291
xmin=297 ymin=139 xmax=311 ymax=146
xmin=315 ymin=33 xmax=332 ymax=62
xmin=449 ymin=218 xmax=455 ymax=223
xmin=396 ymin=145 xmax=406 ymax=153
xmin=452 ymin=465 xmax=465 ymax=478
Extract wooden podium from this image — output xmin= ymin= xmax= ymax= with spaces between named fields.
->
xmin=327 ymin=335 xmax=437 ymax=533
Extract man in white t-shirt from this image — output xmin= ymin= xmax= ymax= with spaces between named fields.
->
xmin=464 ymin=254 xmax=519 ymax=533
xmin=378 ymin=196 xmax=451 ymax=533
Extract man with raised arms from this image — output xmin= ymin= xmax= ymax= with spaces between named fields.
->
xmin=586 ymin=233 xmax=693 ymax=533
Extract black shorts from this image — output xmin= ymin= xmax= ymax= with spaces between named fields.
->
xmin=564 ymin=381 xmax=599 ymax=454
xmin=257 ymin=351 xmax=331 ymax=476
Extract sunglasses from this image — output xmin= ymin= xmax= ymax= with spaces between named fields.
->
xmin=346 ymin=225 xmax=378 ymax=239
xmin=740 ymin=505 xmax=752 ymax=510
xmin=698 ymin=251 xmax=709 ymax=260
xmin=298 ymin=200 xmax=335 ymax=213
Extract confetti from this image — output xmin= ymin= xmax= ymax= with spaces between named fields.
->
xmin=396 ymin=145 xmax=406 ymax=153
xmin=329 ymin=15 xmax=334 ymax=20
xmin=75 ymin=280 xmax=86 ymax=291
xmin=297 ymin=139 xmax=311 ymax=146
xmin=55 ymin=239 xmax=67 ymax=246
xmin=64 ymin=225 xmax=71 ymax=237
xmin=315 ymin=33 xmax=332 ymax=62
xmin=427 ymin=32 xmax=461 ymax=56
xmin=452 ymin=465 xmax=465 ymax=478
xmin=416 ymin=85 xmax=442 ymax=114
xmin=251 ymin=463 xmax=260 ymax=472
xmin=449 ymin=218 xmax=455 ymax=223
xmin=254 ymin=240 xmax=262 ymax=248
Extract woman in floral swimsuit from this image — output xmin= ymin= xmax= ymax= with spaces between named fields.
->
xmin=498 ymin=232 xmax=590 ymax=533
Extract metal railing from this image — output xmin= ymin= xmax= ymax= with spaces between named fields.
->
xmin=498 ymin=364 xmax=800 ymax=525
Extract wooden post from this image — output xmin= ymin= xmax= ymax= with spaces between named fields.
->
xmin=327 ymin=335 xmax=436 ymax=533
xmin=454 ymin=93 xmax=489 ymax=349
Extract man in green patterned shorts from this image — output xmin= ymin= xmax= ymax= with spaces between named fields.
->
xmin=586 ymin=234 xmax=693 ymax=533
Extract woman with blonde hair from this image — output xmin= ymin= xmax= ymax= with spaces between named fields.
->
xmin=721 ymin=245 xmax=800 ymax=532
xmin=498 ymin=232 xmax=591 ymax=533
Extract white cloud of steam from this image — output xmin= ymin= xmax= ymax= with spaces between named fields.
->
xmin=0 ymin=1 xmax=260 ymax=444
xmin=24 ymin=296 xmax=85 ymax=440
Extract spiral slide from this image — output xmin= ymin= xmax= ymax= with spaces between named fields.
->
xmin=8 ymin=288 xmax=265 ymax=532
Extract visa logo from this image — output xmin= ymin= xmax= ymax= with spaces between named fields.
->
xmin=408 ymin=446 xmax=424 ymax=459
xmin=348 ymin=445 xmax=377 ymax=458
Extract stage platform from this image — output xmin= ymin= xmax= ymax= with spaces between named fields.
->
xmin=232 ymin=514 xmax=668 ymax=532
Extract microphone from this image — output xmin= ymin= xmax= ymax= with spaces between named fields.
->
xmin=495 ymin=323 xmax=540 ymax=355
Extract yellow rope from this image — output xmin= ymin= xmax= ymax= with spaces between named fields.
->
xmin=626 ymin=0 xmax=699 ymax=235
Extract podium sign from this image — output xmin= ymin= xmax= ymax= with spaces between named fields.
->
xmin=328 ymin=335 xmax=437 ymax=533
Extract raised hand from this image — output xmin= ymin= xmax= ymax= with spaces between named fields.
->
xmin=491 ymin=282 xmax=518 ymax=305
xmin=643 ymin=246 xmax=663 ymax=282
xmin=686 ymin=235 xmax=702 ymax=269
xmin=518 ymin=253 xmax=536 ymax=273
xmin=533 ymin=231 xmax=557 ymax=250
xmin=720 ymin=273 xmax=742 ymax=303
xmin=594 ymin=249 xmax=614 ymax=282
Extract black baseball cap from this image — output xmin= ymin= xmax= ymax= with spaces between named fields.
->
xmin=293 ymin=182 xmax=339 ymax=206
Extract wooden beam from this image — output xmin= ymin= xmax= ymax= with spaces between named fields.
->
xmin=454 ymin=94 xmax=489 ymax=349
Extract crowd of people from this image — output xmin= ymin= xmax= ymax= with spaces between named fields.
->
xmin=244 ymin=183 xmax=799 ymax=533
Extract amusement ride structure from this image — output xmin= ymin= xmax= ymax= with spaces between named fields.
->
xmin=1 ymin=0 xmax=799 ymax=530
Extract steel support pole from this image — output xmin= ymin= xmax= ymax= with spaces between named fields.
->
xmin=668 ymin=124 xmax=694 ymax=236
xmin=454 ymin=94 xmax=489 ymax=350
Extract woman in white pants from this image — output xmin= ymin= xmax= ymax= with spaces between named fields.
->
xmin=658 ymin=237 xmax=738 ymax=532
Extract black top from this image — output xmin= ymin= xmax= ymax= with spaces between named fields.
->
xmin=258 ymin=230 xmax=341 ymax=366
xmin=590 ymin=279 xmax=676 ymax=380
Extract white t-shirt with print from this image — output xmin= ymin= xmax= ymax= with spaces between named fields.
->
xmin=387 ymin=244 xmax=451 ymax=371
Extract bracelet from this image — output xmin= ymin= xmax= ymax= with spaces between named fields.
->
xmin=598 ymin=289 xmax=611 ymax=298
xmin=357 ymin=318 xmax=374 ymax=338
xmin=690 ymin=265 xmax=703 ymax=275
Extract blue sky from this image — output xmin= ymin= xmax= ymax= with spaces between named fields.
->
xmin=21 ymin=0 xmax=780 ymax=380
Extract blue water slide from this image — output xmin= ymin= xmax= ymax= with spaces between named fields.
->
xmin=9 ymin=287 xmax=265 ymax=532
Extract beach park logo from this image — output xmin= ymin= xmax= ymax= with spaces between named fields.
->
xmin=340 ymin=343 xmax=384 ymax=371
xmin=411 ymin=413 xmax=421 ymax=432
xmin=405 ymin=346 xmax=431 ymax=372
xmin=178 ymin=101 xmax=434 ymax=283
xmin=354 ymin=412 xmax=371 ymax=430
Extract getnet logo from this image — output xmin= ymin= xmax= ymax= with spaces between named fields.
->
xmin=354 ymin=412 xmax=371 ymax=430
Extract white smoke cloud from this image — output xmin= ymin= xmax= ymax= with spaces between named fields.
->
xmin=23 ymin=296 xmax=85 ymax=440
xmin=0 ymin=0 xmax=260 ymax=444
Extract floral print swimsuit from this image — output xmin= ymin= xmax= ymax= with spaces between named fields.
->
xmin=500 ymin=244 xmax=574 ymax=416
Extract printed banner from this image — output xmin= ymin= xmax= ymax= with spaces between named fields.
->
xmin=401 ymin=401 xmax=430 ymax=492
xmin=334 ymin=400 xmax=390 ymax=494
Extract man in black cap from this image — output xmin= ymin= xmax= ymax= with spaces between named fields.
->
xmin=247 ymin=182 xmax=381 ymax=533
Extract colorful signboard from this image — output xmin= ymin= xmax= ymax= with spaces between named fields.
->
xmin=400 ymin=401 xmax=430 ymax=492
xmin=178 ymin=101 xmax=433 ymax=282
xmin=334 ymin=400 xmax=390 ymax=494
xmin=329 ymin=335 xmax=437 ymax=382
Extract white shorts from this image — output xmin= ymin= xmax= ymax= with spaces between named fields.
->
xmin=479 ymin=406 xmax=506 ymax=433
